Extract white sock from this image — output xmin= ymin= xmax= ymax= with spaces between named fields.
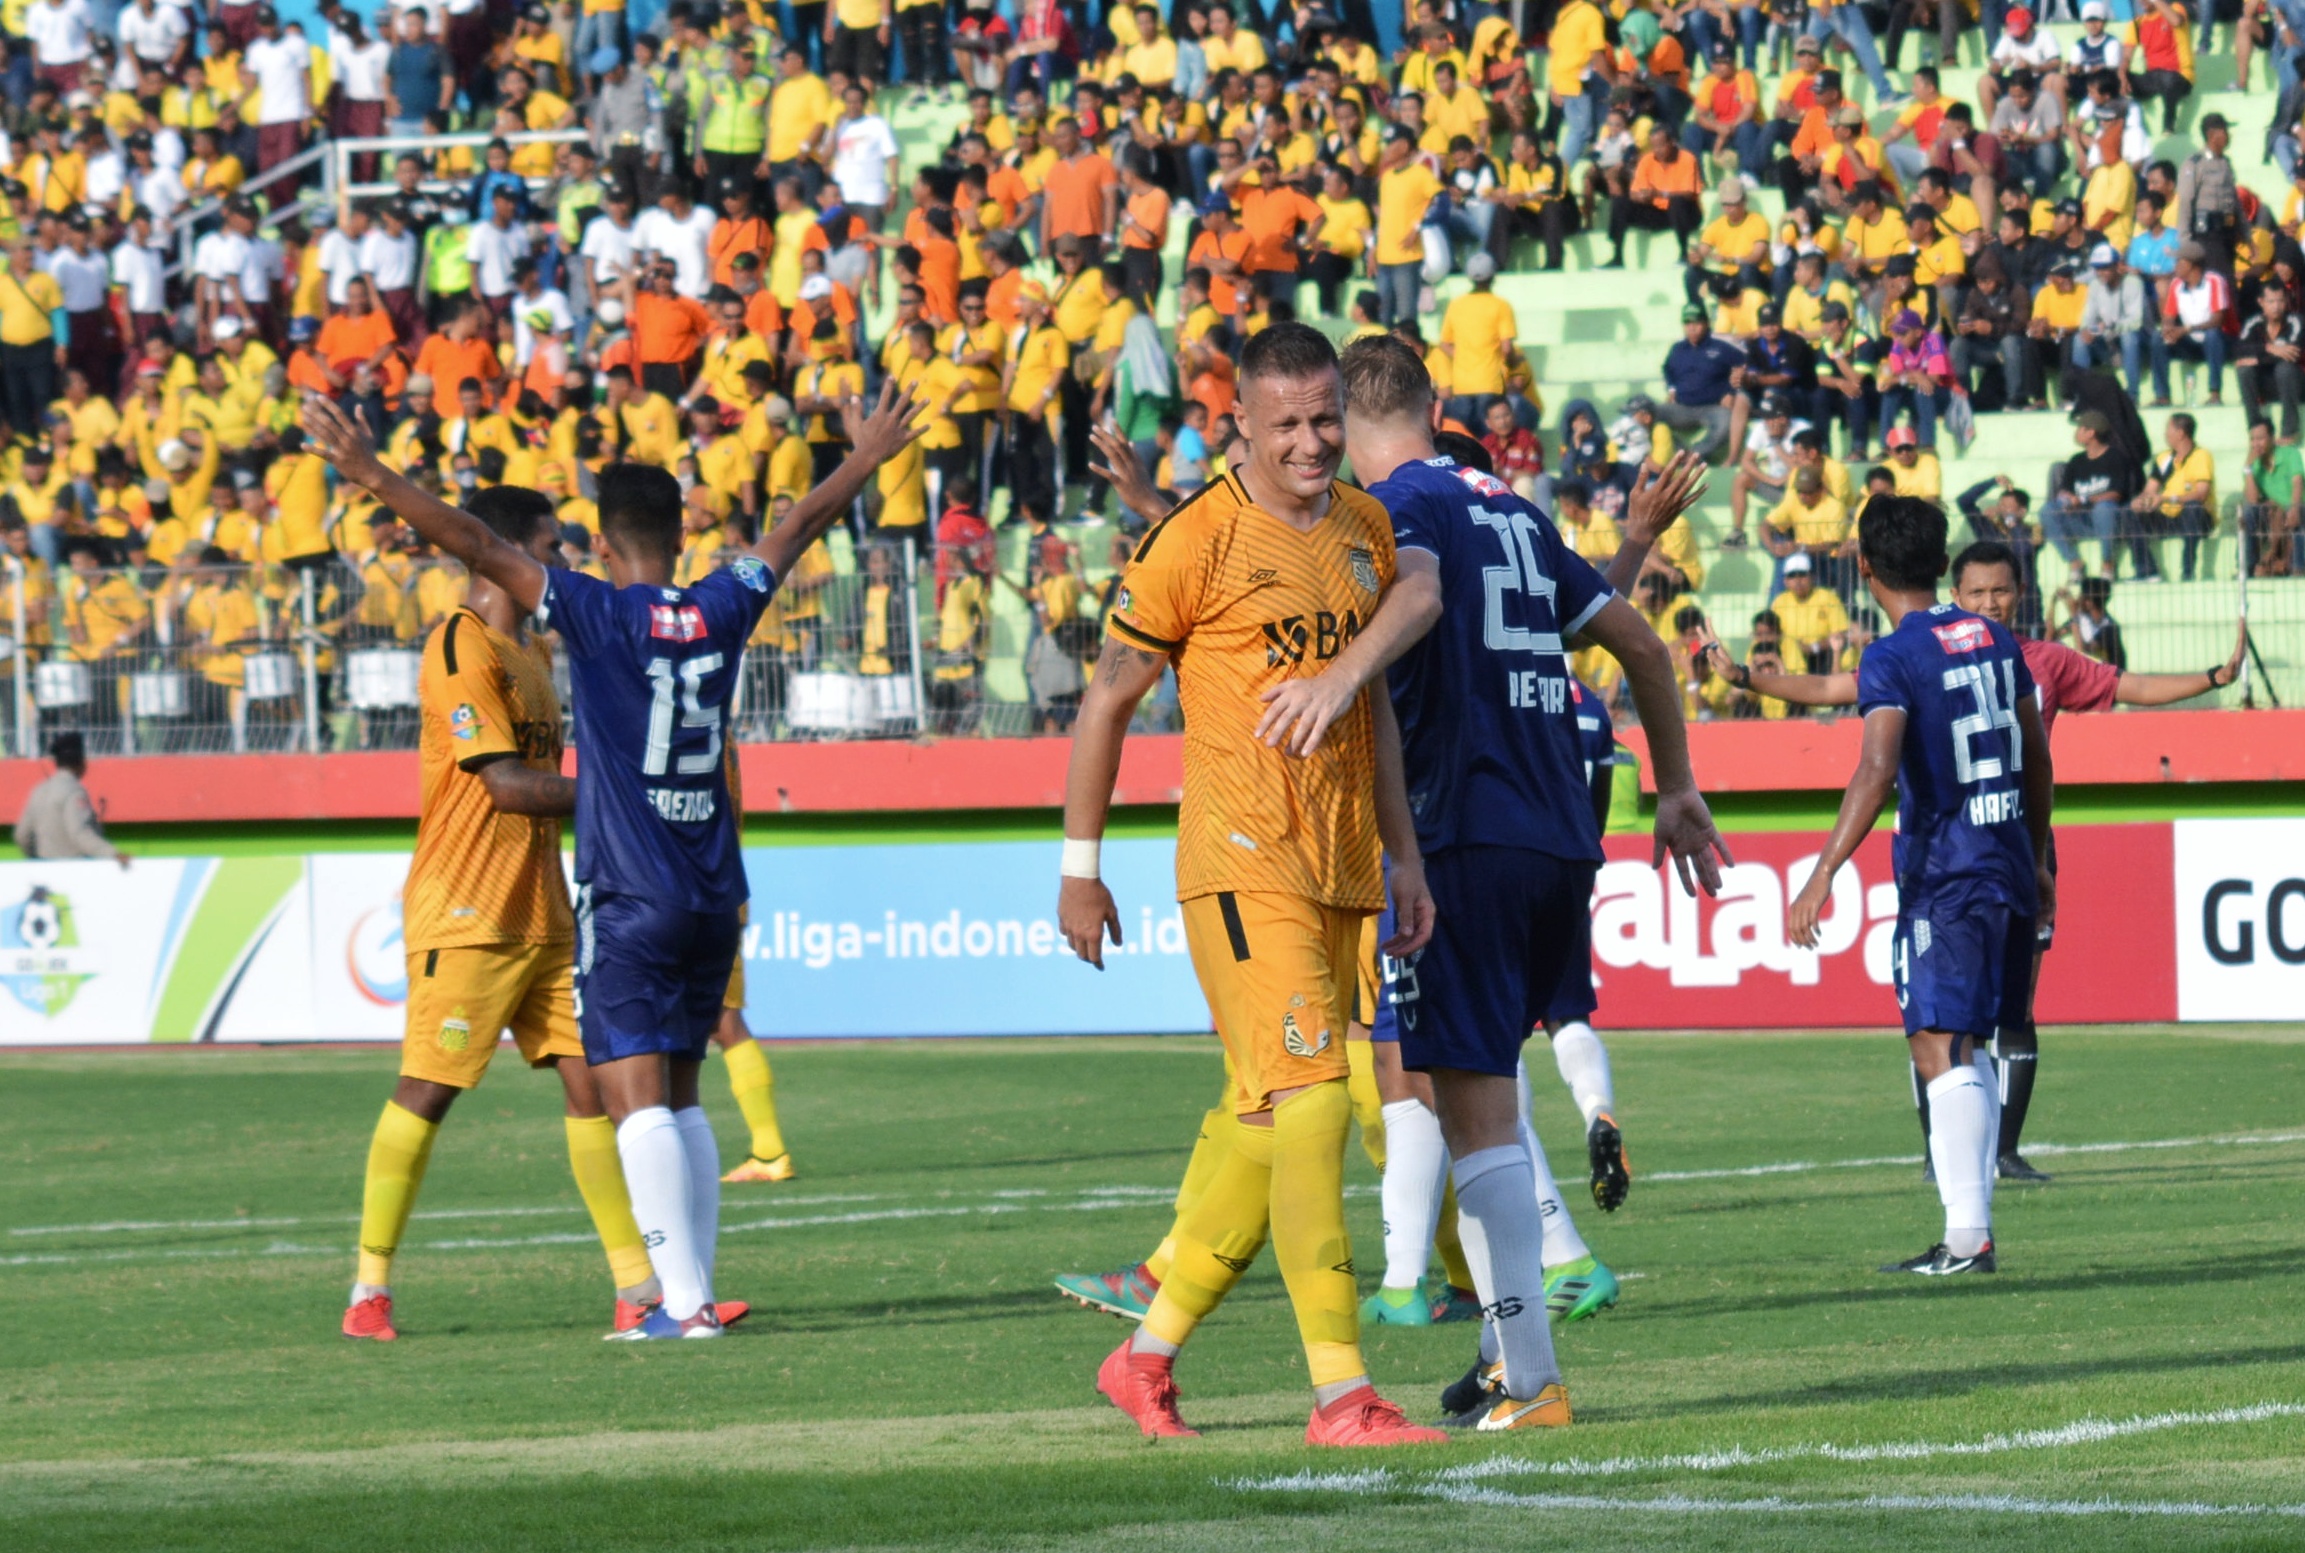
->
xmin=1551 ymin=1021 xmax=1615 ymax=1129
xmin=673 ymin=1105 xmax=721 ymax=1304
xmin=616 ymin=1106 xmax=709 ymax=1320
xmin=1452 ymin=1145 xmax=1561 ymax=1400
xmin=1924 ymin=1067 xmax=1995 ymax=1258
xmin=1516 ymin=1061 xmax=1590 ymax=1268
xmin=1971 ymin=1047 xmax=2003 ymax=1186
xmin=1377 ymin=1098 xmax=1448 ymax=1291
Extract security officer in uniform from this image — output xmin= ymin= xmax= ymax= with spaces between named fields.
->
xmin=692 ymin=42 xmax=774 ymax=201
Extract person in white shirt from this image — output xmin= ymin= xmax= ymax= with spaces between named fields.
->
xmin=24 ymin=0 xmax=94 ymax=91
xmin=464 ymin=186 xmax=533 ymax=305
xmin=118 ymin=0 xmax=190 ymax=75
xmin=634 ymin=184 xmax=717 ymax=298
xmin=192 ymin=208 xmax=254 ymax=334
xmin=315 ymin=205 xmax=368 ymax=308
xmin=242 ymin=7 xmax=314 ymax=174
xmin=329 ymin=14 xmax=393 ymax=180
xmin=830 ymin=83 xmax=902 ymax=217
xmin=579 ymin=189 xmax=643 ymax=301
xmin=113 ymin=208 xmax=170 ymax=347
xmin=126 ymin=135 xmax=183 ymax=234
xmin=83 ymin=128 xmax=125 ymax=214
xmin=359 ymin=200 xmax=423 ymax=341
xmin=509 ymin=264 xmax=574 ymax=367
xmin=43 ymin=215 xmax=117 ymax=390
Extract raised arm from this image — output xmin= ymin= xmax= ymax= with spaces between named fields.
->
xmin=1601 ymin=450 xmax=1709 ymax=594
xmin=1579 ymin=595 xmax=1733 ymax=897
xmin=1057 ymin=638 xmax=1172 ymax=968
xmin=751 ymin=377 xmax=925 ymax=579
xmin=2117 ymin=621 xmax=2243 ymax=705
xmin=1788 ymin=706 xmax=1903 ymax=947
xmin=299 ymin=393 xmax=548 ymax=612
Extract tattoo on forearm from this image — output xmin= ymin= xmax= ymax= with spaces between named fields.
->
xmin=1096 ymin=639 xmax=1166 ymax=674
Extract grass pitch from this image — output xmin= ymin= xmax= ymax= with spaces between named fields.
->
xmin=4 ymin=1027 xmax=2304 ymax=1553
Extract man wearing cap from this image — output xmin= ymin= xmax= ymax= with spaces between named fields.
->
xmin=617 ymin=259 xmax=712 ymax=401
xmin=2026 ymin=259 xmax=2087 ymax=385
xmin=1981 ymin=7 xmax=2062 ymax=120
xmin=2075 ymin=244 xmax=2155 ymax=400
xmin=2063 ymin=1 xmax=2126 ymax=80
xmin=1685 ymin=175 xmax=1770 ymax=308
xmin=1812 ymin=301 xmax=1880 ymax=459
xmin=1002 ymin=278 xmax=1068 ymax=521
xmin=1659 ymin=302 xmax=1749 ymax=461
xmin=1740 ymin=302 xmax=1818 ymax=433
xmin=2040 ymin=408 xmax=2142 ymax=581
xmin=1767 ymin=550 xmax=1849 ymax=673
xmin=1839 ymin=182 xmax=1908 ymax=292
xmin=1730 ymin=389 xmax=1804 ymax=541
xmin=1954 ymin=252 xmax=2034 ymax=412
xmin=691 ymin=41 xmax=772 ymax=196
xmin=2159 ymin=240 xmax=2232 ymax=401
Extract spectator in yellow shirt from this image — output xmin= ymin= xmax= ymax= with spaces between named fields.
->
xmin=1437 ymin=253 xmax=1516 ymax=427
xmin=1769 ymin=554 xmax=1851 ymax=673
xmin=1883 ymin=427 xmax=1944 ymax=505
xmin=1372 ymin=127 xmax=1443 ymax=325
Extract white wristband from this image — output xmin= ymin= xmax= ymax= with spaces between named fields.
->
xmin=1060 ymin=837 xmax=1102 ymax=880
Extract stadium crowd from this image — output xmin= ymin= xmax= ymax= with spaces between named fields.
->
xmin=0 ymin=0 xmax=2287 ymax=752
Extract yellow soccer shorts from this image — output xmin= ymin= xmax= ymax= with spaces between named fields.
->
xmin=1181 ymin=891 xmax=1366 ymax=1116
xmin=400 ymin=942 xmax=582 ymax=1089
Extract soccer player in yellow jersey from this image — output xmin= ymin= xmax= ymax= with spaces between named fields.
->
xmin=1059 ymin=323 xmax=1445 ymax=1447
xmin=342 ymin=486 xmax=740 ymax=1342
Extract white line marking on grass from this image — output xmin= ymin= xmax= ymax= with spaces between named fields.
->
xmin=1642 ymin=1129 xmax=2305 ymax=1183
xmin=1420 ymin=1487 xmax=2305 ymax=1519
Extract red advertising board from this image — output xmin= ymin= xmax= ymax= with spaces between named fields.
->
xmin=1589 ymin=824 xmax=2177 ymax=1029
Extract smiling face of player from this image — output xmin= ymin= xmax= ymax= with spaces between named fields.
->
xmin=1951 ymin=556 xmax=2021 ymax=628
xmin=1236 ymin=368 xmax=1346 ymax=523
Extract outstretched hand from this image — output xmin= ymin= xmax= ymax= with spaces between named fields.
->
xmin=1622 ymin=450 xmax=1711 ymax=547
xmin=1087 ymin=421 xmax=1169 ymax=528
xmin=298 ymin=393 xmax=387 ymax=489
xmin=841 ymin=376 xmax=930 ymax=466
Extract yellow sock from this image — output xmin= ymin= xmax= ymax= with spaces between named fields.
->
xmin=355 ymin=1101 xmax=439 ymax=1288
xmin=1345 ymin=1038 xmax=1386 ymax=1171
xmin=1141 ymin=1114 xmax=1272 ymax=1349
xmin=1270 ymin=1081 xmax=1364 ymax=1388
xmin=565 ymin=1114 xmax=656 ymax=1293
xmin=1146 ymin=1102 xmax=1236 ymax=1283
xmin=1435 ymin=1179 xmax=1474 ymax=1293
xmin=720 ymin=1038 xmax=788 ymax=1162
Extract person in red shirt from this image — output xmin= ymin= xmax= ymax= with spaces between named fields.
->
xmin=2129 ymin=0 xmax=2194 ymax=134
xmin=1038 ymin=116 xmax=1119 ymax=258
xmin=1479 ymin=398 xmax=1547 ymax=504
xmin=1711 ymin=536 xmax=2244 ymax=1182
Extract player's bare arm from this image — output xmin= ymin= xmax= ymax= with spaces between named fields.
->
xmin=1255 ymin=547 xmax=1440 ymax=756
xmin=299 ymin=393 xmax=550 ymax=614
xmin=2017 ymin=696 xmax=2057 ymax=931
xmin=752 ymin=378 xmax=927 ymax=579
xmin=471 ymin=757 xmax=577 ymax=817
xmin=1087 ymin=422 xmax=1171 ymax=528
xmin=1788 ymin=707 xmax=1902 ymax=948
xmin=1057 ymin=637 xmax=1170 ymax=969
xmin=1577 ymin=596 xmax=1732 ymax=897
xmin=1601 ymin=451 xmax=1710 ymax=595
xmin=1702 ymin=642 xmax=1858 ymax=706
xmin=1368 ymin=687 xmax=1434 ymax=957
xmin=2116 ymin=621 xmax=2244 ymax=705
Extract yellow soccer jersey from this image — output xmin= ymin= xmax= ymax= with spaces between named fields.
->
xmin=404 ymin=610 xmax=574 ymax=951
xmin=1106 ymin=475 xmax=1395 ymax=911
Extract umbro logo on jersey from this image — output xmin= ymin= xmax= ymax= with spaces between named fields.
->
xmin=650 ymin=604 xmax=708 ymax=642
xmin=1931 ymin=619 xmax=1991 ymax=654
xmin=1248 ymin=567 xmax=1279 ymax=586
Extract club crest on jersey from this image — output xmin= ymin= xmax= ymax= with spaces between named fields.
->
xmin=649 ymin=604 xmax=708 ymax=642
xmin=1281 ymin=1011 xmax=1330 ymax=1058
xmin=1347 ymin=546 xmax=1378 ymax=593
xmin=449 ymin=702 xmax=482 ymax=741
xmin=1932 ymin=619 xmax=1992 ymax=655
xmin=730 ymin=556 xmax=771 ymax=594
xmin=1451 ymin=464 xmax=1512 ymax=498
xmin=438 ymin=1014 xmax=471 ymax=1052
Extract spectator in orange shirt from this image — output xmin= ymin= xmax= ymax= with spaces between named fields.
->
xmin=1234 ymin=151 xmax=1325 ymax=298
xmin=707 ymin=180 xmax=775 ymax=288
xmin=785 ymin=262 xmax=861 ymax=367
xmin=729 ymin=252 xmax=786 ymax=352
xmin=315 ymin=277 xmax=399 ymax=391
xmin=1608 ymin=123 xmax=1703 ymax=266
xmin=1185 ymin=193 xmax=1254 ymax=319
xmin=622 ymin=259 xmax=714 ymax=399
xmin=1038 ymin=116 xmax=1119 ymax=258
xmin=983 ymin=234 xmax=1025 ymax=328
xmin=910 ymin=206 xmax=962 ymax=324
xmin=1115 ymin=148 xmax=1170 ymax=304
xmin=286 ymin=315 xmax=334 ymax=396
xmin=1785 ymin=67 xmax=1847 ymax=206
xmin=409 ymin=300 xmax=502 ymax=408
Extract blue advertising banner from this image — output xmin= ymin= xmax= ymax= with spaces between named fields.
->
xmin=737 ymin=838 xmax=1209 ymax=1037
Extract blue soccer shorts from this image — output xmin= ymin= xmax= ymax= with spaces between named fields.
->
xmin=1891 ymin=898 xmax=2036 ymax=1041
xmin=1378 ymin=846 xmax=1599 ymax=1077
xmin=574 ymin=888 xmax=743 ymax=1064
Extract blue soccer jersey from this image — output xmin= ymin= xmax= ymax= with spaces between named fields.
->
xmin=1372 ymin=456 xmax=1614 ymax=861
xmin=537 ymin=557 xmax=779 ymax=914
xmin=1857 ymin=602 xmax=2040 ymax=915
